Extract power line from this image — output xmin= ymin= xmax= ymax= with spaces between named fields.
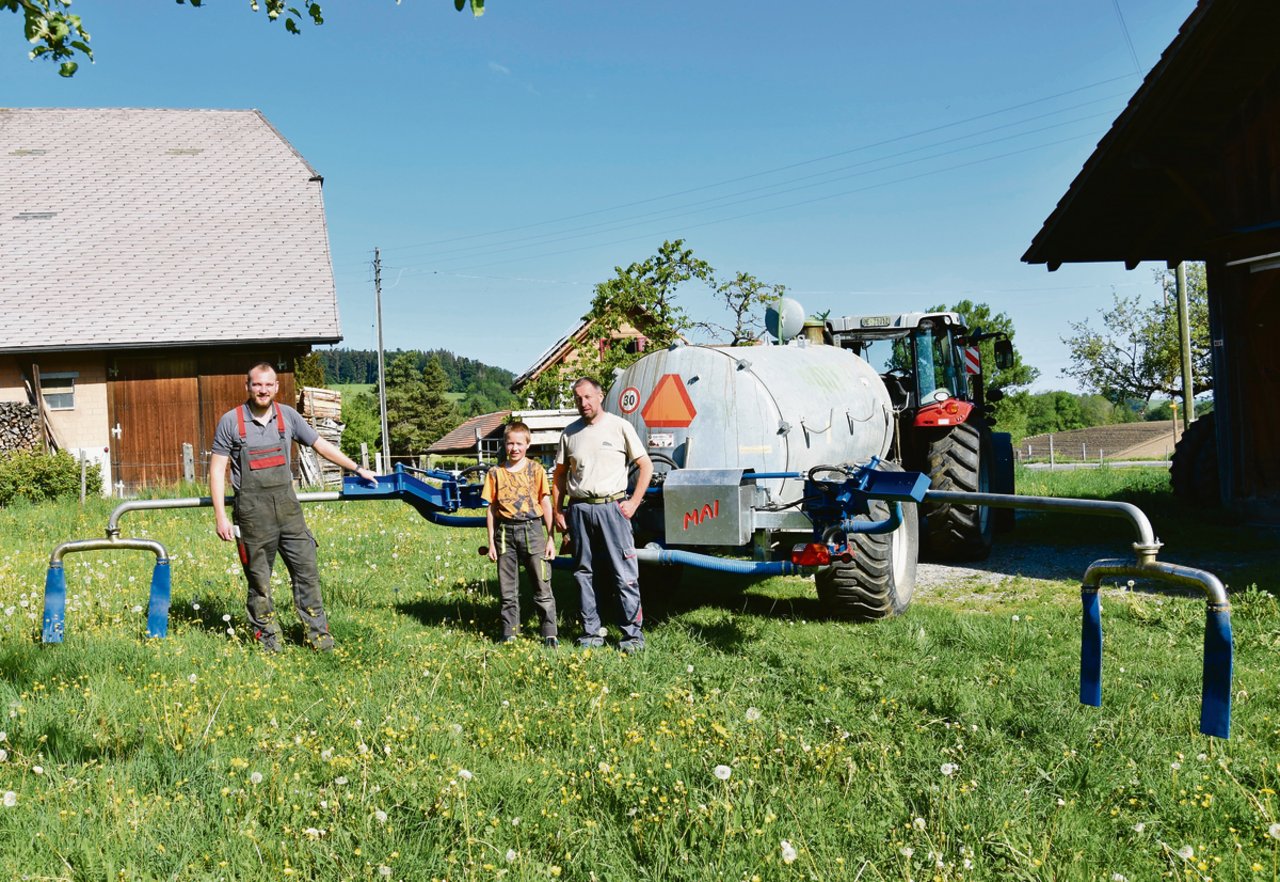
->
xmin=373 ymin=74 xmax=1138 ymax=255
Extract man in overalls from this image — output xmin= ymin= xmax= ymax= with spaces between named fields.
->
xmin=210 ymin=363 xmax=377 ymax=652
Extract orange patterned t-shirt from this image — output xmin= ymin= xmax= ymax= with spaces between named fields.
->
xmin=481 ymin=460 xmax=551 ymax=522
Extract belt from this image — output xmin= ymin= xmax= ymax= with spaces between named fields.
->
xmin=570 ymin=492 xmax=626 ymax=505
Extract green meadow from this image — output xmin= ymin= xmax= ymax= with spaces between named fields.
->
xmin=0 ymin=467 xmax=1277 ymax=881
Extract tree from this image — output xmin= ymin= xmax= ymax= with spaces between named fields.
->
xmin=1061 ymin=263 xmax=1211 ymax=414
xmin=7 ymin=0 xmax=484 ymax=77
xmin=293 ymin=352 xmax=326 ymax=390
xmin=339 ymin=390 xmax=381 ymax=461
xmin=926 ymin=299 xmax=1039 ymax=392
xmin=384 ymin=353 xmax=459 ymax=457
xmin=702 ymin=271 xmax=786 ymax=346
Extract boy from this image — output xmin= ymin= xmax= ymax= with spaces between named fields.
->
xmin=482 ymin=421 xmax=559 ymax=646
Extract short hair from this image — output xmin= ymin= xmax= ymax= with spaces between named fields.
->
xmin=503 ymin=421 xmax=532 ymax=441
xmin=571 ymin=376 xmax=602 ymax=395
xmin=247 ymin=362 xmax=277 ymax=381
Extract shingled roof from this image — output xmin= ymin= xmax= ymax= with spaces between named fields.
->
xmin=0 ymin=108 xmax=342 ymax=353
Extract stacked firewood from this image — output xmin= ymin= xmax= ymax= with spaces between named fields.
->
xmin=296 ymin=387 xmax=345 ymax=487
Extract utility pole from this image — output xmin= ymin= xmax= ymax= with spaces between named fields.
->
xmin=1175 ymin=261 xmax=1195 ymax=429
xmin=374 ymin=248 xmax=390 ymax=472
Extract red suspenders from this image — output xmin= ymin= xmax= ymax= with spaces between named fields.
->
xmin=237 ymin=403 xmax=288 ymax=471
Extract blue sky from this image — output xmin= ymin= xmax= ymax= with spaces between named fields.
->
xmin=4 ymin=0 xmax=1198 ymax=390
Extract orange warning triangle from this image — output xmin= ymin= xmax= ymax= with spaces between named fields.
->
xmin=641 ymin=374 xmax=697 ymax=428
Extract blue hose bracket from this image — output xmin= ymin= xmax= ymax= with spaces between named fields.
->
xmin=1200 ymin=602 xmax=1233 ymax=739
xmin=42 ymin=561 xmax=67 ymax=644
xmin=1080 ymin=586 xmax=1102 ymax=707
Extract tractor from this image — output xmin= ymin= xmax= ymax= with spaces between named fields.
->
xmin=824 ymin=310 xmax=1016 ymax=560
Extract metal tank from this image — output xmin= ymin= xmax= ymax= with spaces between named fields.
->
xmin=607 ymin=339 xmax=894 ymax=506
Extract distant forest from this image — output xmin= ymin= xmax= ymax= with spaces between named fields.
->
xmin=318 ymin=348 xmax=519 ymax=417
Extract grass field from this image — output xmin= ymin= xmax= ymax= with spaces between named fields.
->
xmin=0 ymin=467 xmax=1277 ymax=880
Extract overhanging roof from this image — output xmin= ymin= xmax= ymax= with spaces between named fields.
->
xmin=1023 ymin=0 xmax=1280 ymax=269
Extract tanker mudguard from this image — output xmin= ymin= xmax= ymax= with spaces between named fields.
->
xmin=662 ymin=469 xmax=755 ymax=546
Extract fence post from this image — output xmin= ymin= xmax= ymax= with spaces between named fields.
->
xmin=360 ymin=442 xmax=369 ymax=470
xmin=182 ymin=443 xmax=195 ymax=483
xmin=1049 ymin=435 xmax=1055 ymax=470
xmin=79 ymin=450 xmax=87 ymax=504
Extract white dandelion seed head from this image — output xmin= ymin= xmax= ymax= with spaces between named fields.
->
xmin=378 ymin=866 xmax=391 ymax=877
xmin=1269 ymin=822 xmax=1280 ymax=840
xmin=222 ymin=614 xmax=231 ymax=623
xmin=940 ymin=763 xmax=958 ymax=777
xmin=598 ymin=762 xmax=611 ymax=774
xmin=187 ymin=674 xmax=197 ymax=684
xmin=335 ymin=776 xmax=348 ymax=786
xmin=780 ymin=839 xmax=797 ymax=865
xmin=686 ymin=664 xmax=694 ymax=674
xmin=375 ymin=810 xmax=388 ymax=824
xmin=913 ymin=817 xmax=926 ymax=831
xmin=745 ymin=707 xmax=761 ymax=722
xmin=505 ymin=849 xmax=517 ymax=863
xmin=0 ymin=749 xmax=7 ymax=762
xmin=191 ymin=602 xmax=200 ymax=611
xmin=2 ymin=791 xmax=15 ymax=808
xmin=511 ymin=817 xmax=521 ymax=826
xmin=713 ymin=764 xmax=732 ymax=781
xmin=1177 ymin=845 xmax=1194 ymax=860
xmin=1132 ymin=822 xmax=1145 ymax=834
xmin=32 ymin=766 xmax=43 ymax=775
xmin=458 ymin=768 xmax=473 ymax=781
xmin=901 ymin=846 xmax=914 ymax=858
xmin=249 ymin=771 xmax=263 ymax=785
xmin=1171 ymin=761 xmax=1181 ymax=771
xmin=1111 ymin=874 xmax=1127 ymax=882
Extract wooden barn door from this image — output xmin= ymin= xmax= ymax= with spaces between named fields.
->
xmin=107 ymin=357 xmax=200 ymax=492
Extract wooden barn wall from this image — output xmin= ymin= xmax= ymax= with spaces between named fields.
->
xmin=1207 ymin=262 xmax=1280 ymax=521
xmin=106 ymin=348 xmax=303 ymax=492
xmin=1220 ymin=65 xmax=1280 ymax=233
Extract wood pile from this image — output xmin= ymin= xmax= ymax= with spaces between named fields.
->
xmin=0 ymin=401 xmax=42 ymax=453
xmin=296 ymin=387 xmax=345 ymax=487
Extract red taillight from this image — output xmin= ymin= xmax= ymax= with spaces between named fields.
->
xmin=790 ymin=543 xmax=831 ymax=566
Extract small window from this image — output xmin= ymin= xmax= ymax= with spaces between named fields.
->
xmin=41 ymin=372 xmax=77 ymax=410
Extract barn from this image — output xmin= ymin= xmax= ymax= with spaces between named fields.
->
xmin=0 ymin=108 xmax=342 ymax=493
xmin=1023 ymin=0 xmax=1280 ymax=523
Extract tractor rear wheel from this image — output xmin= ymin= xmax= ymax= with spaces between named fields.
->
xmin=923 ymin=421 xmax=994 ymax=561
xmin=1170 ymin=413 xmax=1219 ymax=507
xmin=815 ymin=462 xmax=919 ymax=621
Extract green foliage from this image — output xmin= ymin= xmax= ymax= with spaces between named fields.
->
xmin=12 ymin=0 xmax=484 ymax=76
xmin=927 ymin=299 xmax=1039 ymax=392
xmin=0 ymin=448 xmax=100 ymax=505
xmin=384 ymin=354 xmax=459 ymax=456
xmin=320 ymin=349 xmax=517 ymax=418
xmin=523 ymin=240 xmax=788 ymax=407
xmin=1062 ymin=263 xmax=1211 ymax=413
xmin=703 ymin=271 xmax=785 ymax=346
xmin=339 ymin=390 xmax=382 ymax=461
xmin=292 ymin=352 xmax=326 ymax=390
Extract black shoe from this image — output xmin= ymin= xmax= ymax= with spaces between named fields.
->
xmin=618 ymin=638 xmax=646 ymax=654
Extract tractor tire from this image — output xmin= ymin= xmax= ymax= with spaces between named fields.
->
xmin=815 ymin=462 xmax=919 ymax=621
xmin=1170 ymin=413 xmax=1219 ymax=507
xmin=922 ymin=421 xmax=994 ymax=561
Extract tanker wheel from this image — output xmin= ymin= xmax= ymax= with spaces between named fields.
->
xmin=1169 ymin=413 xmax=1219 ymax=507
xmin=815 ymin=462 xmax=919 ymax=621
xmin=922 ymin=421 xmax=994 ymax=562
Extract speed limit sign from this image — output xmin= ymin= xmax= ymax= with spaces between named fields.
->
xmin=618 ymin=386 xmax=641 ymax=414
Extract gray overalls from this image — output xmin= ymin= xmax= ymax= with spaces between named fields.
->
xmin=232 ymin=403 xmax=332 ymax=651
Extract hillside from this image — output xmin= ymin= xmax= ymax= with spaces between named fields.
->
xmin=1020 ymin=420 xmax=1183 ymax=461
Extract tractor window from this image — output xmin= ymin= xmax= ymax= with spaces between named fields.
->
xmin=912 ymin=324 xmax=968 ymax=402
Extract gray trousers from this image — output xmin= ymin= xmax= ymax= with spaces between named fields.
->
xmin=569 ymin=501 xmax=642 ymax=640
xmin=234 ymin=485 xmax=332 ymax=650
xmin=495 ymin=519 xmax=558 ymax=638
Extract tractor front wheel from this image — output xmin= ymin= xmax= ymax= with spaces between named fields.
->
xmin=922 ymin=421 xmax=994 ymax=561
